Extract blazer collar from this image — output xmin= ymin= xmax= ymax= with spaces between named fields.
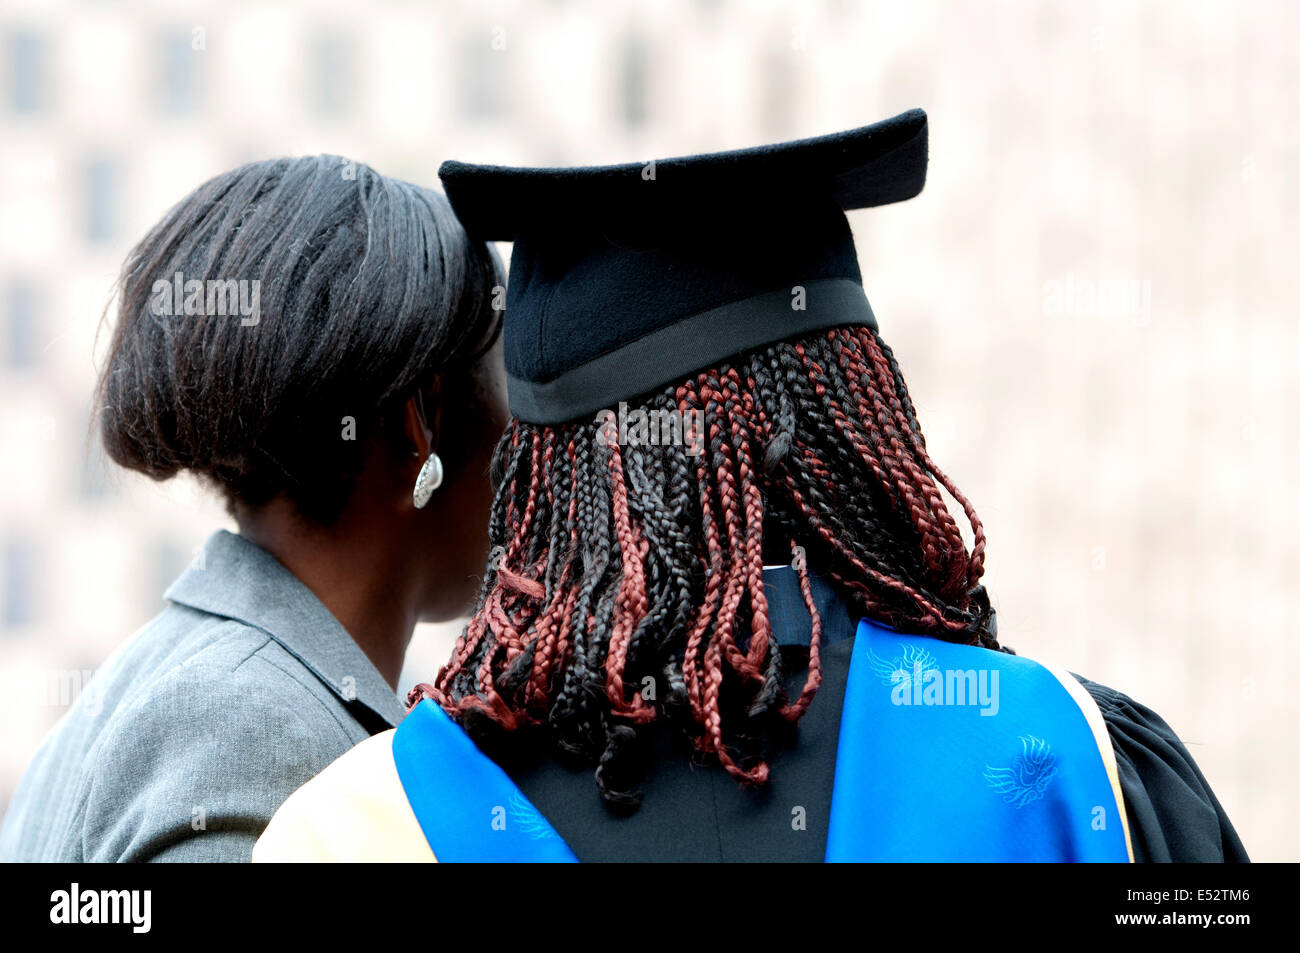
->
xmin=164 ymin=529 xmax=407 ymax=730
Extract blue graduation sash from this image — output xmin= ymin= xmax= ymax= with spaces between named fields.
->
xmin=826 ymin=618 xmax=1130 ymax=861
xmin=391 ymin=698 xmax=578 ymax=863
xmin=392 ymin=618 xmax=1131 ymax=862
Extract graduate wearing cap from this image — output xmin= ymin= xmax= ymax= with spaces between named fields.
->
xmin=253 ymin=110 xmax=1247 ymax=863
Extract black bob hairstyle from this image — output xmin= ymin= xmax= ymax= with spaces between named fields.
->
xmin=96 ymin=155 xmax=503 ymax=523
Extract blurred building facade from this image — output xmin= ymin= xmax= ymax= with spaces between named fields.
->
xmin=1 ymin=0 xmax=1295 ymax=859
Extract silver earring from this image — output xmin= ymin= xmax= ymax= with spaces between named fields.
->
xmin=413 ymin=452 xmax=444 ymax=509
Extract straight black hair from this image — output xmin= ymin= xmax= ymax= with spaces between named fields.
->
xmin=97 ymin=155 xmax=503 ymax=523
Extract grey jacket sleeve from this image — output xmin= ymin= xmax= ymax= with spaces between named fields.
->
xmin=78 ymin=654 xmax=357 ymax=863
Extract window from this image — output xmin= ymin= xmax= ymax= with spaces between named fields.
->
xmin=2 ymin=536 xmax=37 ymax=629
xmin=458 ymin=29 xmax=505 ymax=119
xmin=619 ymin=31 xmax=649 ymax=129
xmin=8 ymin=30 xmax=48 ymax=114
xmin=85 ymin=158 xmax=117 ymax=244
xmin=160 ymin=28 xmax=199 ymax=115
xmin=309 ymin=30 xmax=355 ymax=118
xmin=4 ymin=280 xmax=38 ymax=368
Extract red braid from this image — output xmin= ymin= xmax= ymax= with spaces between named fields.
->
xmin=421 ymin=324 xmax=995 ymax=807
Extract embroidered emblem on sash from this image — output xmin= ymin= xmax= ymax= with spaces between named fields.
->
xmin=865 ymin=643 xmax=938 ymax=691
xmin=984 ymin=735 xmax=1059 ymax=808
xmin=509 ymin=789 xmax=560 ymax=840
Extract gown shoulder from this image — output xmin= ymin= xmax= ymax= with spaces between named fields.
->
xmin=1070 ymin=674 xmax=1249 ymax=862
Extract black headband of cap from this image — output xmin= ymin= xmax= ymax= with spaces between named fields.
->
xmin=440 ymin=108 xmax=927 ymax=424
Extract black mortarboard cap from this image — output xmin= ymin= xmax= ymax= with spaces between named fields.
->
xmin=439 ymin=108 xmax=928 ymax=424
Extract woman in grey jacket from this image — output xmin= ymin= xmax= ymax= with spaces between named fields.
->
xmin=0 ymin=156 xmax=506 ymax=861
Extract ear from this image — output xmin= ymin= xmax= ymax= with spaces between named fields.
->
xmin=403 ymin=379 xmax=443 ymax=459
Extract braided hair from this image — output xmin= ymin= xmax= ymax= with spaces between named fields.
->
xmin=410 ymin=324 xmax=1005 ymax=809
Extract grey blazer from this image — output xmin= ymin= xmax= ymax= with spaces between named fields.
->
xmin=0 ymin=530 xmax=406 ymax=862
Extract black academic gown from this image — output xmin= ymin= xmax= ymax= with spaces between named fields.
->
xmin=494 ymin=570 xmax=1249 ymax=863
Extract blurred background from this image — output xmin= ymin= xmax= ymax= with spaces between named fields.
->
xmin=0 ymin=0 xmax=1294 ymax=859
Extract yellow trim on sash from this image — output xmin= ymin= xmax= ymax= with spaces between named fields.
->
xmin=253 ymin=729 xmax=436 ymax=863
xmin=1034 ymin=657 xmax=1135 ymax=863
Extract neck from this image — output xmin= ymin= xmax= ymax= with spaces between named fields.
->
xmin=235 ymin=498 xmax=422 ymax=690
